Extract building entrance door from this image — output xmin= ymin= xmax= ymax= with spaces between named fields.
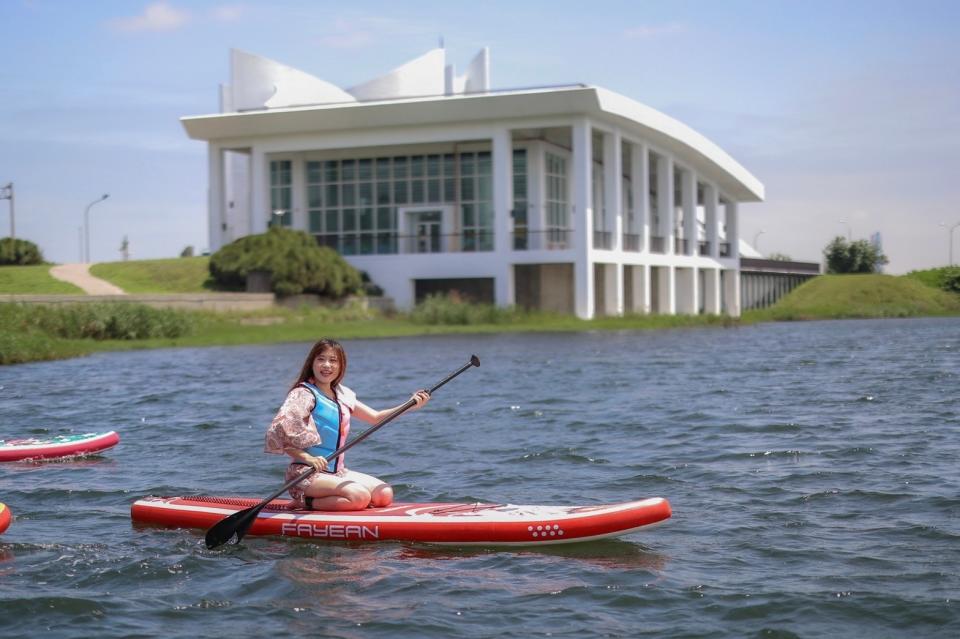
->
xmin=412 ymin=210 xmax=442 ymax=253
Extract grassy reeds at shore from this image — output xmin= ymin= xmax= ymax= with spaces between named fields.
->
xmin=2 ymin=268 xmax=960 ymax=366
xmin=0 ymin=298 xmax=740 ymax=365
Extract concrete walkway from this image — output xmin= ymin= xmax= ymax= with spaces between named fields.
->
xmin=49 ymin=263 xmax=127 ymax=295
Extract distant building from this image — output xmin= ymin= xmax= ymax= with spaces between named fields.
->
xmin=870 ymin=231 xmax=884 ymax=273
xmin=182 ymin=48 xmax=765 ymax=318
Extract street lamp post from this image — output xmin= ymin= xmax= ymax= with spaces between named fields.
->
xmin=839 ymin=219 xmax=852 ymax=240
xmin=83 ymin=194 xmax=110 ymax=263
xmin=753 ymin=229 xmax=765 ymax=254
xmin=944 ymin=221 xmax=960 ymax=266
xmin=0 ymin=182 xmax=13 ymax=240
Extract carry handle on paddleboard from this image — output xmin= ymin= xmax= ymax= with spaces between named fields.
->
xmin=204 ymin=354 xmax=480 ymax=550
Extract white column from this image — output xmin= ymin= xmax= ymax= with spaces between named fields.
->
xmin=603 ymin=130 xmax=623 ymax=315
xmin=658 ymin=155 xmax=673 ymax=254
xmin=492 ymin=127 xmax=514 ymax=306
xmin=207 ymin=144 xmax=224 ymax=252
xmin=724 ymin=268 xmax=741 ymax=317
xmin=682 ymin=169 xmax=696 ymax=256
xmin=639 ymin=263 xmax=651 ymax=313
xmin=603 ymin=130 xmax=622 ymax=252
xmin=572 ymin=118 xmax=594 ymax=319
xmin=705 ymin=267 xmax=721 ymax=314
xmin=634 ymin=143 xmax=648 ymax=252
xmin=604 ymin=263 xmax=622 ymax=316
xmin=250 ymin=147 xmax=268 ymax=235
xmin=704 ymin=183 xmax=719 ymax=258
xmin=661 ymin=265 xmax=676 ymax=314
xmin=727 ymin=201 xmax=739 ymax=259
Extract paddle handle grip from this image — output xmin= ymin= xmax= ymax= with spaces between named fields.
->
xmin=272 ymin=355 xmax=480 ymax=499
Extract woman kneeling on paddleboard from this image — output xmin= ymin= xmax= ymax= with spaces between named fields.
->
xmin=264 ymin=338 xmax=430 ymax=511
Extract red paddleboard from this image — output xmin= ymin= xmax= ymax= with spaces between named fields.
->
xmin=131 ymin=495 xmax=671 ymax=546
xmin=0 ymin=431 xmax=120 ymax=462
xmin=0 ymin=502 xmax=11 ymax=534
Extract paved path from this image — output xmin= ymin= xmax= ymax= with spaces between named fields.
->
xmin=49 ymin=263 xmax=127 ymax=295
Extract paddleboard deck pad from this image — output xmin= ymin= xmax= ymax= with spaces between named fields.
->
xmin=131 ymin=495 xmax=671 ymax=546
xmin=0 ymin=431 xmax=120 ymax=462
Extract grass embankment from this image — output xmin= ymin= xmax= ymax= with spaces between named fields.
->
xmin=89 ymin=257 xmax=213 ymax=293
xmin=746 ymin=273 xmax=960 ymax=321
xmin=3 ymin=261 xmax=960 ymax=366
xmin=0 ymin=264 xmax=84 ymax=294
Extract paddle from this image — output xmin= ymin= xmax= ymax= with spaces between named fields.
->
xmin=204 ymin=354 xmax=481 ymax=549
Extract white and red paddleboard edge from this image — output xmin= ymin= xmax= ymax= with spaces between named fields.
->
xmin=131 ymin=495 xmax=672 ymax=546
xmin=0 ymin=431 xmax=120 ymax=462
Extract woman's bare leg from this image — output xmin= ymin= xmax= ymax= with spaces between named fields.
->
xmin=343 ymin=469 xmax=393 ymax=507
xmin=302 ymin=472 xmax=371 ymax=510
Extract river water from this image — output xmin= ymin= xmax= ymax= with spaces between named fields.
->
xmin=1 ymin=318 xmax=958 ymax=638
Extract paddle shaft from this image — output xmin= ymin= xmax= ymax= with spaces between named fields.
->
xmin=204 ymin=355 xmax=479 ymax=548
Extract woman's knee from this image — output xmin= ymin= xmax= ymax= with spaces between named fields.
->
xmin=370 ymin=484 xmax=393 ymax=507
xmin=341 ymin=482 xmax=373 ymax=509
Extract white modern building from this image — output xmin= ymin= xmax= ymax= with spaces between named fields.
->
xmin=182 ymin=48 xmax=764 ymax=318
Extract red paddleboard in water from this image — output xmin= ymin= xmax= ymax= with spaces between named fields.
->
xmin=131 ymin=495 xmax=671 ymax=546
xmin=0 ymin=431 xmax=120 ymax=462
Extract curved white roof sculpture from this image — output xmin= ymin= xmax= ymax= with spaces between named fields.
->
xmin=346 ymin=48 xmax=447 ymax=102
xmin=227 ymin=49 xmax=355 ymax=112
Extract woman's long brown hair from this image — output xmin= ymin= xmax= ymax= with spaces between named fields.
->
xmin=290 ymin=338 xmax=348 ymax=392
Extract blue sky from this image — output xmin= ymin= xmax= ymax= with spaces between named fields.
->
xmin=1 ymin=0 xmax=958 ymax=273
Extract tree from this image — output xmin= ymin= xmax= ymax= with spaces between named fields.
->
xmin=823 ymin=236 xmax=888 ymax=274
xmin=208 ymin=226 xmax=363 ymax=297
xmin=767 ymin=252 xmax=793 ymax=262
xmin=0 ymin=237 xmax=44 ymax=265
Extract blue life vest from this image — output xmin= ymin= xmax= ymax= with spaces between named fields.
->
xmin=300 ymin=382 xmax=344 ymax=473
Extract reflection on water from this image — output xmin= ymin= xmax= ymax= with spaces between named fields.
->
xmin=394 ymin=538 xmax=670 ymax=573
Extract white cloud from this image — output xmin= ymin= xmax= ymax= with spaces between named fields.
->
xmin=623 ymin=23 xmax=686 ymax=39
xmin=211 ymin=4 xmax=245 ymax=23
xmin=109 ymin=2 xmax=190 ymax=33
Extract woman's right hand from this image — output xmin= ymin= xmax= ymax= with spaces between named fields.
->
xmin=304 ymin=454 xmax=328 ymax=473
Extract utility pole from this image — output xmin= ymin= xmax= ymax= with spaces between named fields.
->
xmin=0 ymin=182 xmax=13 ymax=239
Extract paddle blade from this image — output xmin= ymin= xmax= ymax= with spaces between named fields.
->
xmin=204 ymin=505 xmax=262 ymax=549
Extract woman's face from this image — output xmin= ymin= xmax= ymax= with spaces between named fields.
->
xmin=311 ymin=347 xmax=341 ymax=386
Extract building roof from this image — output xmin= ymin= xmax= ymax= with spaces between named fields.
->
xmin=185 ymin=50 xmax=763 ymax=202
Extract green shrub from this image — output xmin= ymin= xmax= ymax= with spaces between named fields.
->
xmin=409 ymin=293 xmax=523 ymax=325
xmin=946 ymin=270 xmax=960 ymax=293
xmin=10 ymin=303 xmax=197 ymax=340
xmin=209 ymin=227 xmax=363 ymax=298
xmin=0 ymin=237 xmax=44 ymax=265
xmin=905 ymin=266 xmax=960 ymax=293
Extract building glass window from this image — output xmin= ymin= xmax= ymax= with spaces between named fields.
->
xmin=545 ymin=152 xmax=569 ymax=248
xmin=459 ymin=151 xmax=493 ymax=251
xmin=305 ymin=149 xmax=496 ymax=255
xmin=512 ymin=149 xmax=528 ymax=249
xmin=270 ymin=160 xmax=292 ymax=227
